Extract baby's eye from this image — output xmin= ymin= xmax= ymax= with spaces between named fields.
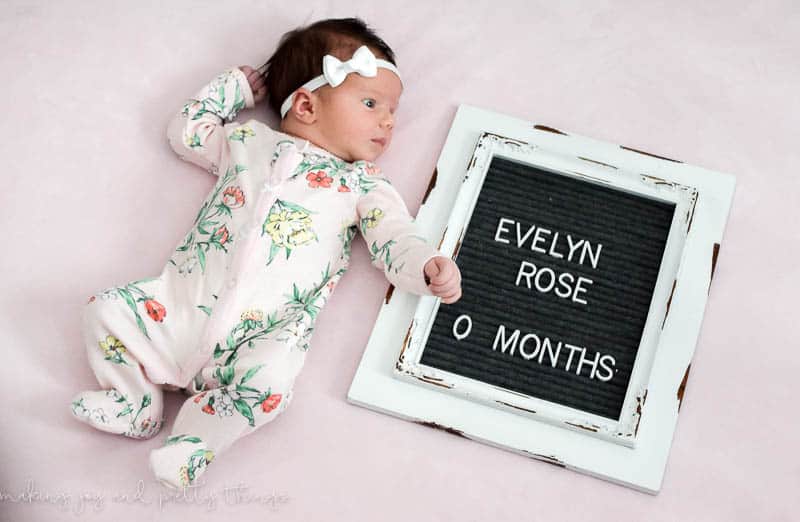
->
xmin=362 ymin=98 xmax=376 ymax=109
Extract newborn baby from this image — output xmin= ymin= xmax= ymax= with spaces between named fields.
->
xmin=69 ymin=17 xmax=462 ymax=489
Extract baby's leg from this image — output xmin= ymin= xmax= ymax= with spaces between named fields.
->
xmin=149 ymin=355 xmax=296 ymax=488
xmin=70 ymin=295 xmax=165 ymax=439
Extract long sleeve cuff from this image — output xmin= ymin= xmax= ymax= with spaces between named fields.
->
xmin=386 ymin=242 xmax=445 ymax=296
xmin=227 ymin=66 xmax=255 ymax=111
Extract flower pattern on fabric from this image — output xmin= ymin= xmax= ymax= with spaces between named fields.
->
xmin=103 ymin=389 xmax=160 ymax=438
xmin=145 ymin=300 xmax=166 ymax=322
xmin=158 ymin=434 xmax=214 ymax=486
xmin=261 ymin=393 xmax=282 ymax=413
xmin=171 ymin=164 xmax=247 ymax=275
xmin=306 ymin=171 xmax=333 ymax=188
xmin=180 ymin=449 xmax=214 ymax=486
xmin=300 ymin=164 xmax=353 ymax=191
xmin=288 ymin=152 xmax=362 ymax=194
xmin=164 ymin=436 xmax=214 ymax=487
xmin=352 ymin=160 xmax=439 ymax=289
xmin=359 ymin=203 xmax=426 ymax=276
xmin=191 ymin=364 xmax=282 ymax=427
xmin=71 ymin=397 xmax=110 ymax=425
xmin=350 ymin=160 xmax=384 ymax=194
xmin=99 ymin=335 xmax=130 ymax=365
xmin=171 ymin=68 xmax=252 ymax=176
xmin=181 ymin=69 xmax=246 ymax=129
xmin=95 ymin=277 xmax=166 ymax=340
xmin=269 ymin=140 xmax=296 ymax=167
xmin=368 ymin=239 xmax=405 ymax=274
xmin=360 ymin=207 xmax=384 ymax=232
xmin=197 ymin=294 xmax=218 ymax=317
xmin=205 ymin=260 xmax=346 ymax=383
xmin=212 ymin=308 xmax=288 ymax=366
xmin=228 ymin=125 xmax=255 ymax=143
xmin=113 ymin=391 xmax=162 ymax=439
xmin=221 ymin=186 xmax=245 ymax=208
xmin=283 ymin=279 xmax=324 ymax=322
xmin=71 ymin=390 xmax=162 ymax=439
xmin=338 ymin=222 xmax=357 ymax=261
xmin=262 ymin=199 xmax=318 ymax=266
xmin=277 ymin=261 xmax=345 ymax=351
xmin=365 ymin=162 xmax=381 ymax=176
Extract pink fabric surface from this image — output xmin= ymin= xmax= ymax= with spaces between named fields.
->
xmin=1 ymin=1 xmax=797 ymax=520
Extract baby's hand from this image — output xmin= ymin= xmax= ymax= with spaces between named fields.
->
xmin=238 ymin=65 xmax=267 ymax=104
xmin=424 ymin=256 xmax=462 ymax=304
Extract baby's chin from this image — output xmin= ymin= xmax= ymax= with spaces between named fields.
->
xmin=349 ymin=149 xmax=383 ymax=163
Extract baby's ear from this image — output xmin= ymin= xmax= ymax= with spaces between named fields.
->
xmin=289 ymin=88 xmax=319 ymax=124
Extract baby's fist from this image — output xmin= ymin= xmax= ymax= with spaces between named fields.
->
xmin=239 ymin=65 xmax=267 ymax=104
xmin=424 ymin=256 xmax=462 ymax=304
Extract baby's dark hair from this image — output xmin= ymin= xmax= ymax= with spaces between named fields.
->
xmin=261 ymin=17 xmax=397 ymax=118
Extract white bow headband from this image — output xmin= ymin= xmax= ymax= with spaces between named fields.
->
xmin=276 ymin=45 xmax=402 ymax=119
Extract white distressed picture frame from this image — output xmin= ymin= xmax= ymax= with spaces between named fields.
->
xmin=347 ymin=104 xmax=736 ymax=494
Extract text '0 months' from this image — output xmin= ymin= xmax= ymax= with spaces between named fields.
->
xmin=492 ymin=324 xmax=616 ymax=382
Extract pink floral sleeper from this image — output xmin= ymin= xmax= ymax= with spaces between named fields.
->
xmin=69 ymin=67 xmax=443 ymax=489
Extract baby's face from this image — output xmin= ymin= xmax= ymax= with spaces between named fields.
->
xmin=314 ymin=68 xmax=401 ymax=163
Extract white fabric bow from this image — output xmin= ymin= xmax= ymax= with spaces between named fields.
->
xmin=279 ymin=45 xmax=402 ymax=118
xmin=322 ymin=45 xmax=378 ymax=87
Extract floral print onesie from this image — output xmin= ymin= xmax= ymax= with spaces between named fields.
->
xmin=69 ymin=66 xmax=444 ymax=489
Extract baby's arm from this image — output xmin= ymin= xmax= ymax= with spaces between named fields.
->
xmin=166 ymin=67 xmax=255 ymax=176
xmin=355 ymin=166 xmax=445 ymax=296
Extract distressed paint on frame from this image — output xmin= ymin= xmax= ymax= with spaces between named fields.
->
xmin=533 ymin=124 xmax=568 ymax=136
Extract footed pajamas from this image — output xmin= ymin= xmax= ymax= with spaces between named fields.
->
xmin=69 ymin=66 xmax=444 ymax=489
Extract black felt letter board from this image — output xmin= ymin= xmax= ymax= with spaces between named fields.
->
xmin=419 ymin=156 xmax=676 ymax=420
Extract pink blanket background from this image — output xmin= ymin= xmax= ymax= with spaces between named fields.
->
xmin=1 ymin=1 xmax=797 ymax=520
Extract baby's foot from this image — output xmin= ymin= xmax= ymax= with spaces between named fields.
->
xmin=70 ymin=389 xmax=163 ymax=439
xmin=70 ymin=390 xmax=130 ymax=435
xmin=124 ymin=414 xmax=164 ymax=440
xmin=150 ymin=435 xmax=214 ymax=489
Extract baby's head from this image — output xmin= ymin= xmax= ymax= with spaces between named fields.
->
xmin=262 ymin=17 xmax=401 ymax=163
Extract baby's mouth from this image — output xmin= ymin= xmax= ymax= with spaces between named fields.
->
xmin=371 ymin=138 xmax=386 ymax=147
